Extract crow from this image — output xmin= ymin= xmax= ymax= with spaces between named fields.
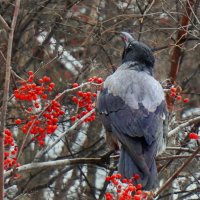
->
xmin=97 ymin=32 xmax=168 ymax=190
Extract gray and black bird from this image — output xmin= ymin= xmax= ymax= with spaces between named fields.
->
xmin=97 ymin=32 xmax=168 ymax=190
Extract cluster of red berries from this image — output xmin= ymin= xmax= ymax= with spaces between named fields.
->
xmin=4 ymin=129 xmax=20 ymax=171
xmin=188 ymin=132 xmax=199 ymax=140
xmin=14 ymin=72 xmax=55 ymax=103
xmin=170 ymin=87 xmax=189 ymax=103
xmin=20 ymin=100 xmax=64 ymax=146
xmin=87 ymin=76 xmax=103 ymax=84
xmin=14 ymin=72 xmax=64 ymax=146
xmin=70 ymin=76 xmax=103 ymax=123
xmin=105 ymin=173 xmax=147 ymax=200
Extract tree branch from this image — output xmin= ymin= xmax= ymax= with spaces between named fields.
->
xmin=168 ymin=116 xmax=200 ymax=137
xmin=166 ymin=0 xmax=196 ymax=111
xmin=0 ymin=15 xmax=11 ymax=32
xmin=156 ymin=154 xmax=200 ymax=161
xmin=0 ymin=0 xmax=21 ymax=199
xmin=154 ymin=146 xmax=200 ymax=198
xmin=4 ymin=157 xmax=103 ymax=178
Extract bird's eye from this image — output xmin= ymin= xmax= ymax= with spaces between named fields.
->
xmin=128 ymin=44 xmax=132 ymax=49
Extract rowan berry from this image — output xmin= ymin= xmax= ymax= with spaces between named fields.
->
xmin=183 ymin=98 xmax=189 ymax=103
xmin=15 ymin=119 xmax=22 ymax=125
xmin=177 ymin=95 xmax=182 ymax=101
xmin=189 ymin=133 xmax=198 ymax=140
xmin=72 ymin=83 xmax=79 ymax=88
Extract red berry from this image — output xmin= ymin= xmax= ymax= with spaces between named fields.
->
xmin=42 ymin=94 xmax=47 ymax=99
xmin=59 ymin=110 xmax=65 ymax=115
xmin=133 ymin=174 xmax=140 ymax=180
xmin=49 ymin=82 xmax=55 ymax=88
xmin=183 ymin=98 xmax=189 ymax=103
xmin=122 ymin=178 xmax=128 ymax=183
xmin=34 ymin=102 xmax=40 ymax=108
xmin=113 ymin=180 xmax=119 ymax=185
xmin=96 ymin=77 xmax=103 ymax=83
xmin=117 ymin=189 xmax=121 ymax=193
xmin=52 ymin=118 xmax=58 ymax=123
xmin=28 ymin=75 xmax=34 ymax=83
xmin=189 ymin=133 xmax=198 ymax=140
xmin=93 ymin=93 xmax=97 ymax=97
xmin=116 ymin=173 xmax=122 ymax=179
xmin=88 ymin=78 xmax=93 ymax=82
xmin=4 ymin=152 xmax=9 ymax=157
xmin=128 ymin=185 xmax=136 ymax=191
xmin=39 ymin=140 xmax=45 ymax=146
xmin=38 ymin=79 xmax=43 ymax=83
xmin=133 ymin=195 xmax=141 ymax=200
xmin=15 ymin=119 xmax=22 ymax=125
xmin=171 ymin=87 xmax=177 ymax=92
xmin=77 ymin=91 xmax=83 ymax=96
xmin=136 ymin=184 xmax=142 ymax=190
xmin=90 ymin=115 xmax=95 ymax=121
xmin=43 ymin=76 xmax=51 ymax=83
xmin=86 ymin=92 xmax=91 ymax=97
xmin=48 ymin=86 xmax=53 ymax=91
xmin=11 ymin=150 xmax=17 ymax=155
xmin=105 ymin=176 xmax=111 ymax=182
xmin=177 ymin=95 xmax=182 ymax=101
xmin=28 ymin=71 xmax=33 ymax=75
xmin=105 ymin=192 xmax=113 ymax=200
xmin=72 ymin=83 xmax=79 ymax=88
xmin=70 ymin=116 xmax=76 ymax=122
xmin=171 ymin=92 xmax=176 ymax=97
xmin=136 ymin=190 xmax=142 ymax=195
xmin=4 ymin=129 xmax=12 ymax=136
xmin=72 ymin=96 xmax=79 ymax=103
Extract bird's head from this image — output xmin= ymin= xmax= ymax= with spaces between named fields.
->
xmin=120 ymin=32 xmax=155 ymax=68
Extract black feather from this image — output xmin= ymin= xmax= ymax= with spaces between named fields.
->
xmin=97 ymin=33 xmax=167 ymax=190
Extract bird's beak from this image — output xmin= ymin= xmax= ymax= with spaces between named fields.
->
xmin=120 ymin=32 xmax=135 ymax=48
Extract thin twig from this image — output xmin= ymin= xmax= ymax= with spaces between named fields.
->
xmin=11 ymin=70 xmax=26 ymax=81
xmin=154 ymin=146 xmax=200 ymax=198
xmin=156 ymin=154 xmax=200 ymax=161
xmin=168 ymin=116 xmax=200 ymax=137
xmin=0 ymin=15 xmax=11 ymax=32
xmin=143 ymin=0 xmax=155 ymax=16
xmin=166 ymin=146 xmax=195 ymax=152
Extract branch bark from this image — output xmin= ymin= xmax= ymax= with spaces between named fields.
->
xmin=154 ymin=146 xmax=200 ymax=198
xmin=0 ymin=0 xmax=21 ymax=199
xmin=156 ymin=154 xmax=200 ymax=161
xmin=168 ymin=116 xmax=200 ymax=137
xmin=4 ymin=157 xmax=103 ymax=178
xmin=166 ymin=0 xmax=196 ymax=111
xmin=0 ymin=15 xmax=11 ymax=32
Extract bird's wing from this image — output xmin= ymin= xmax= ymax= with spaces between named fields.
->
xmin=97 ymin=67 xmax=167 ymax=181
xmin=97 ymin=68 xmax=167 ymax=146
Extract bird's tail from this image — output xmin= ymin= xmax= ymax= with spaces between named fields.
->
xmin=118 ymin=147 xmax=158 ymax=190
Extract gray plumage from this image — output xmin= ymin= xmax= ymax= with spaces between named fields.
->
xmin=97 ymin=32 xmax=167 ymax=190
